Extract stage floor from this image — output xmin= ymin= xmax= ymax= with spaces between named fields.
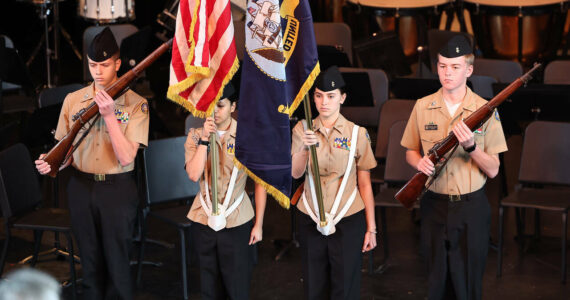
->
xmin=2 ymin=169 xmax=570 ymax=300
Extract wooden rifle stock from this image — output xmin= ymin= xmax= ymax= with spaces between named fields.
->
xmin=42 ymin=39 xmax=173 ymax=177
xmin=395 ymin=63 xmax=542 ymax=209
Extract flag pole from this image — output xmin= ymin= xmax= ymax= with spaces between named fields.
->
xmin=210 ymin=111 xmax=219 ymax=216
xmin=303 ymin=94 xmax=326 ymax=227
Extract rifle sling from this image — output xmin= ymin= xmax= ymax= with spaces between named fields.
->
xmin=67 ymin=114 xmax=101 ymax=162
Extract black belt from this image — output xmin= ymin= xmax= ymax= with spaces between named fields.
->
xmin=424 ymin=188 xmax=484 ymax=203
xmin=72 ymin=168 xmax=133 ymax=183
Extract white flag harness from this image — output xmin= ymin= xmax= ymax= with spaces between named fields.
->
xmin=301 ymin=120 xmax=360 ymax=236
xmin=199 ymin=165 xmax=245 ymax=231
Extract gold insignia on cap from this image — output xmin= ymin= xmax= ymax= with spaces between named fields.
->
xmin=103 ymin=51 xmax=107 ymax=57
xmin=84 ymin=94 xmax=89 ymax=99
xmin=456 ymin=47 xmax=460 ymax=53
xmin=331 ymin=81 xmax=335 ymax=87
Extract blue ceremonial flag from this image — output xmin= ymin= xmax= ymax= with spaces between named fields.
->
xmin=235 ymin=0 xmax=291 ymax=208
xmin=235 ymin=0 xmax=320 ymax=208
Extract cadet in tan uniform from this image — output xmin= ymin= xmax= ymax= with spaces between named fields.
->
xmin=35 ymin=27 xmax=149 ymax=300
xmin=291 ymin=66 xmax=377 ymax=300
xmin=184 ymin=82 xmax=266 ymax=300
xmin=401 ymin=35 xmax=507 ymax=300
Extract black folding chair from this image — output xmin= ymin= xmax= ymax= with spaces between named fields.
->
xmin=473 ymin=58 xmax=523 ymax=83
xmin=370 ymin=99 xmax=416 ymax=187
xmin=497 ymin=121 xmax=570 ymax=283
xmin=543 ymin=60 xmax=570 ymax=85
xmin=136 ymin=136 xmax=200 ymax=300
xmin=371 ymin=120 xmax=418 ymax=274
xmin=0 ymin=143 xmax=78 ymax=300
xmin=38 ymin=83 xmax=84 ymax=108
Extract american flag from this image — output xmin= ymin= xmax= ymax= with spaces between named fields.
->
xmin=167 ymin=0 xmax=239 ymax=117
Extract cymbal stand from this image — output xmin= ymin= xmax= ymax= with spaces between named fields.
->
xmin=273 ymin=206 xmax=300 ymax=261
xmin=26 ymin=1 xmax=82 ymax=87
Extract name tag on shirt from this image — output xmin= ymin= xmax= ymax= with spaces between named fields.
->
xmin=425 ymin=124 xmax=438 ymax=131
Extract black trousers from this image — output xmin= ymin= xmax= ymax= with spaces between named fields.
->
xmin=297 ymin=210 xmax=366 ymax=300
xmin=67 ymin=170 xmax=138 ymax=300
xmin=191 ymin=220 xmax=253 ymax=300
xmin=420 ymin=188 xmax=490 ymax=300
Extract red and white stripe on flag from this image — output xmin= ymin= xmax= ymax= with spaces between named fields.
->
xmin=167 ymin=0 xmax=239 ymax=117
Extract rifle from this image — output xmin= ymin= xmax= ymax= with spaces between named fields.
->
xmin=42 ymin=38 xmax=173 ymax=177
xmin=394 ymin=63 xmax=542 ymax=209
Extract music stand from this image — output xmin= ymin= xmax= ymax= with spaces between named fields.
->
xmin=390 ymin=78 xmax=442 ymax=100
xmin=341 ymin=72 xmax=374 ymax=107
xmin=492 ymin=82 xmax=570 ymax=135
xmin=353 ymin=32 xmax=412 ymax=78
xmin=390 ymin=77 xmax=474 ymax=100
xmin=317 ymin=45 xmax=352 ymax=70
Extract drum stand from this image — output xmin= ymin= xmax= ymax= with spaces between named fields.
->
xmin=273 ymin=206 xmax=300 ymax=261
xmin=26 ymin=0 xmax=82 ymax=88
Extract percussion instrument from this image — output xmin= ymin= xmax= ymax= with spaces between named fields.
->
xmin=347 ymin=0 xmax=451 ymax=59
xmin=78 ymin=0 xmax=135 ymax=23
xmin=464 ymin=0 xmax=569 ymax=63
xmin=16 ymin=0 xmax=65 ymax=4
xmin=157 ymin=0 xmax=179 ymax=33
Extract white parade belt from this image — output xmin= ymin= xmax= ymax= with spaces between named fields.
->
xmin=302 ymin=123 xmax=359 ymax=236
xmin=199 ymin=165 xmax=244 ymax=231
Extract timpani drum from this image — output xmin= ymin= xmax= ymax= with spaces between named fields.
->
xmin=347 ymin=0 xmax=452 ymax=59
xmin=464 ymin=0 xmax=569 ymax=63
xmin=78 ymin=0 xmax=135 ymax=24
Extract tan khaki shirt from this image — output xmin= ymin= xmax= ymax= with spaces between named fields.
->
xmin=291 ymin=114 xmax=377 ymax=218
xmin=185 ymin=119 xmax=254 ymax=228
xmin=401 ymin=87 xmax=508 ymax=195
xmin=54 ymin=83 xmax=149 ymax=174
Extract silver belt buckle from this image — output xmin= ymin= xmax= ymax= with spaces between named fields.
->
xmin=94 ymin=174 xmax=106 ymax=182
xmin=449 ymin=194 xmax=461 ymax=202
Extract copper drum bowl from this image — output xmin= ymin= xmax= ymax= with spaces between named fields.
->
xmin=464 ymin=0 xmax=569 ymax=63
xmin=347 ymin=0 xmax=451 ymax=59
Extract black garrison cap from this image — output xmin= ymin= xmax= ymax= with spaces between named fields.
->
xmin=314 ymin=65 xmax=345 ymax=92
xmin=221 ymin=81 xmax=235 ymax=101
xmin=439 ymin=35 xmax=472 ymax=58
xmin=88 ymin=27 xmax=119 ymax=62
